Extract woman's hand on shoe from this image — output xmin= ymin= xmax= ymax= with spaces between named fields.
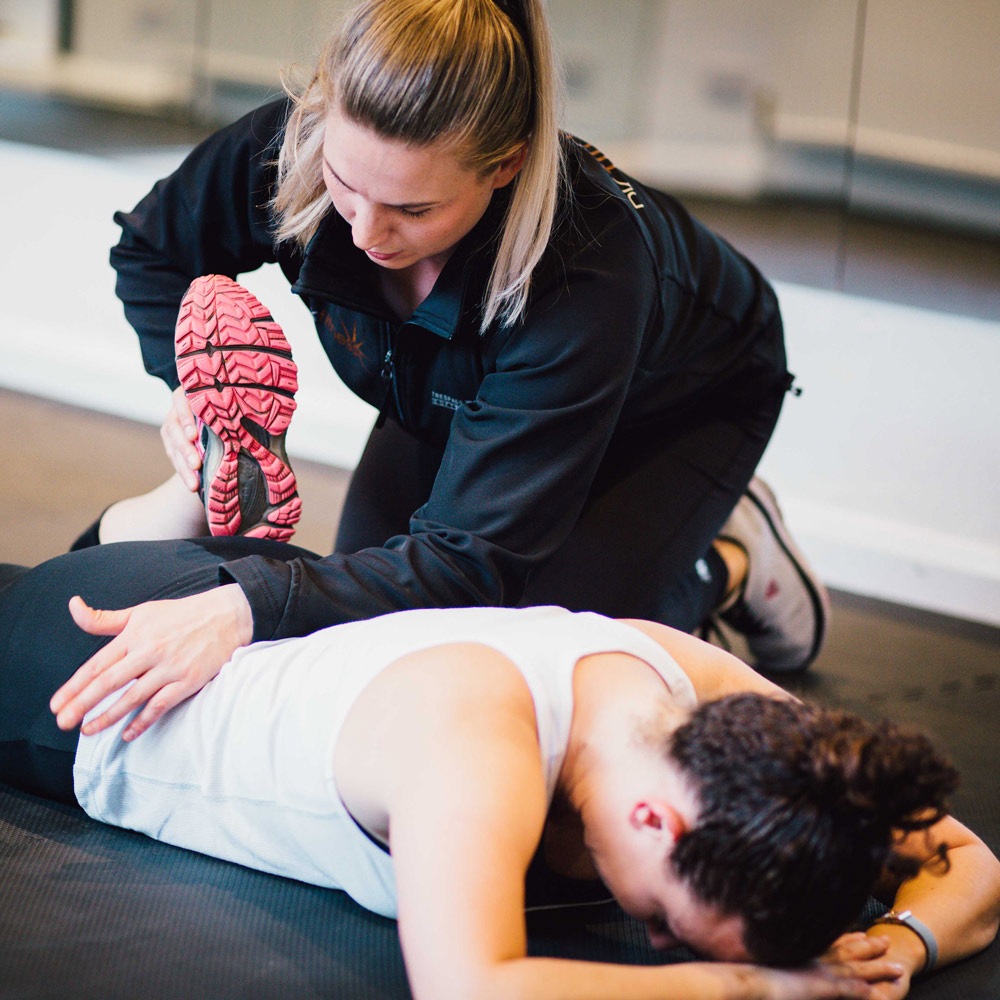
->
xmin=50 ymin=586 xmax=254 ymax=740
xmin=161 ymin=386 xmax=202 ymax=492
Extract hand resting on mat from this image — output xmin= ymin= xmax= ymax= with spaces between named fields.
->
xmin=49 ymin=586 xmax=253 ymax=740
xmin=820 ymin=933 xmax=911 ymax=1000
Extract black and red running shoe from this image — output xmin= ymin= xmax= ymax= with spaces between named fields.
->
xmin=175 ymin=275 xmax=301 ymax=541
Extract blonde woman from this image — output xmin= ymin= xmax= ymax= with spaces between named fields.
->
xmin=67 ymin=0 xmax=824 ymax=739
xmin=2 ymin=545 xmax=999 ymax=1000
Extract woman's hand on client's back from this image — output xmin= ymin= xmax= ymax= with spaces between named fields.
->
xmin=49 ymin=585 xmax=254 ymax=740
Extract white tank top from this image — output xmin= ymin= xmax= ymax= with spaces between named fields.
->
xmin=74 ymin=606 xmax=696 ymax=917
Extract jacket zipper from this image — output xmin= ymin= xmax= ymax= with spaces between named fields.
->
xmin=375 ymin=334 xmax=403 ymax=428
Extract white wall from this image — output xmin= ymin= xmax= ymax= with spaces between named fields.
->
xmin=0 ymin=140 xmax=375 ymax=471
xmin=759 ymin=284 xmax=1000 ymax=627
xmin=1 ymin=139 xmax=997 ymax=626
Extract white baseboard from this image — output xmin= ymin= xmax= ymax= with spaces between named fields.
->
xmin=774 ymin=495 xmax=1000 ymax=628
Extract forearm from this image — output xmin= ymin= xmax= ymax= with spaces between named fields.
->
xmin=416 ymin=955 xmax=776 ymax=1000
xmin=476 ymin=957 xmax=760 ymax=1000
xmin=869 ymin=837 xmax=1000 ymax=976
xmin=221 ymin=530 xmax=525 ymax=641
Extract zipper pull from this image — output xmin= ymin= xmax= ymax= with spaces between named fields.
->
xmin=375 ymin=346 xmax=394 ymax=428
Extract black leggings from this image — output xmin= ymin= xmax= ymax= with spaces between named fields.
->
xmin=336 ymin=377 xmax=788 ymax=631
xmin=0 ymin=537 xmax=320 ymax=806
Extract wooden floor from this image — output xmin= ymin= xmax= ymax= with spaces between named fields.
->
xmin=0 ymin=387 xmax=350 ymax=567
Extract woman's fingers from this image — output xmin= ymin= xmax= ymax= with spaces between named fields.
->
xmin=53 ymin=642 xmax=150 ymax=732
xmin=51 ymin=586 xmax=253 ymax=740
xmin=52 ymin=596 xmax=136 ymax=727
xmin=161 ymin=387 xmax=201 ymax=491
xmin=823 ymin=933 xmax=890 ymax=963
xmin=848 ymin=959 xmax=906 ymax=984
xmin=50 ymin=605 xmax=133 ymax=723
xmin=82 ymin=673 xmax=185 ymax=740
xmin=822 ymin=933 xmax=905 ymax=987
xmin=68 ymin=595 xmax=132 ymax=636
xmin=121 ymin=680 xmax=189 ymax=741
xmin=173 ymin=385 xmax=197 ymax=438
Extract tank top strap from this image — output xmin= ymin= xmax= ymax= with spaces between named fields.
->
xmin=463 ymin=607 xmax=697 ymax=807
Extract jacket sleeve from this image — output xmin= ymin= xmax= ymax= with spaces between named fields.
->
xmin=109 ymin=99 xmax=291 ymax=387
xmin=220 ymin=218 xmax=660 ymax=641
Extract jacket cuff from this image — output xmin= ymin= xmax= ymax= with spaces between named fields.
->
xmin=218 ymin=556 xmax=292 ymax=642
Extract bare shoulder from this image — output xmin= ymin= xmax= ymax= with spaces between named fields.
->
xmin=616 ymin=618 xmax=793 ymax=703
xmin=334 ymin=641 xmax=542 ymax=839
xmin=366 ymin=641 xmax=538 ymax=726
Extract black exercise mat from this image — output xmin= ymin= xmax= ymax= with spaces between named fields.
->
xmin=3 ymin=592 xmax=999 ymax=999
xmin=3 ymin=777 xmax=999 ymax=1000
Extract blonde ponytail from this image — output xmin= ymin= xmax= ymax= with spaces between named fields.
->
xmin=482 ymin=0 xmax=564 ymax=330
xmin=271 ymin=0 xmax=565 ymax=332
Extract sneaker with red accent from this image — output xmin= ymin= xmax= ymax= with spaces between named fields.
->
xmin=175 ymin=275 xmax=301 ymax=541
xmin=716 ymin=477 xmax=830 ymax=673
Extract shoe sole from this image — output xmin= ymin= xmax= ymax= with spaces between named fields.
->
xmin=739 ymin=478 xmax=830 ymax=671
xmin=175 ymin=275 xmax=301 ymax=541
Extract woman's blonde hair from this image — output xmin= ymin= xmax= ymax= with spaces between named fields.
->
xmin=271 ymin=0 xmax=564 ymax=331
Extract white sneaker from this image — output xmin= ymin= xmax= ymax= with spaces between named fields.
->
xmin=716 ymin=477 xmax=830 ymax=673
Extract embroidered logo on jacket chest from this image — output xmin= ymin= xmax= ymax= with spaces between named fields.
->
xmin=322 ymin=313 xmax=368 ymax=363
xmin=431 ymin=391 xmax=467 ymax=412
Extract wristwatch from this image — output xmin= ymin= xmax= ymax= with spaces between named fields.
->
xmin=869 ymin=909 xmax=938 ymax=974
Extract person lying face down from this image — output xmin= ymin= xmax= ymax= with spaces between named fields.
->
xmin=1 ymin=575 xmax=995 ymax=1000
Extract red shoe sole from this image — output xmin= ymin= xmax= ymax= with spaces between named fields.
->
xmin=175 ymin=275 xmax=301 ymax=541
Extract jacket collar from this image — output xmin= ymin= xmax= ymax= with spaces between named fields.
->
xmin=291 ymin=187 xmax=508 ymax=340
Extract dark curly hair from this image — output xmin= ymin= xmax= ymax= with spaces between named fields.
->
xmin=667 ymin=694 xmax=959 ymax=966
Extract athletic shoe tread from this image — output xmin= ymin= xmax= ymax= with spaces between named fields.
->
xmin=175 ymin=275 xmax=301 ymax=541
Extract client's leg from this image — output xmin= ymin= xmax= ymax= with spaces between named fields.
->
xmin=0 ymin=536 xmax=319 ymax=803
xmin=88 ymin=474 xmax=209 ymax=547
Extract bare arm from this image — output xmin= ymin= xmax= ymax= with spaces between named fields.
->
xmin=619 ymin=619 xmax=796 ymax=704
xmin=855 ymin=815 xmax=1000 ymax=998
xmin=381 ymin=649 xmax=877 ymax=1000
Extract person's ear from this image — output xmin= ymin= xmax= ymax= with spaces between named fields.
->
xmin=490 ymin=143 xmax=529 ymax=189
xmin=629 ymin=799 xmax=687 ymax=845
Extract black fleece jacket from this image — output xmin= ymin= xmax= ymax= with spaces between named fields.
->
xmin=110 ymin=98 xmax=784 ymax=642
